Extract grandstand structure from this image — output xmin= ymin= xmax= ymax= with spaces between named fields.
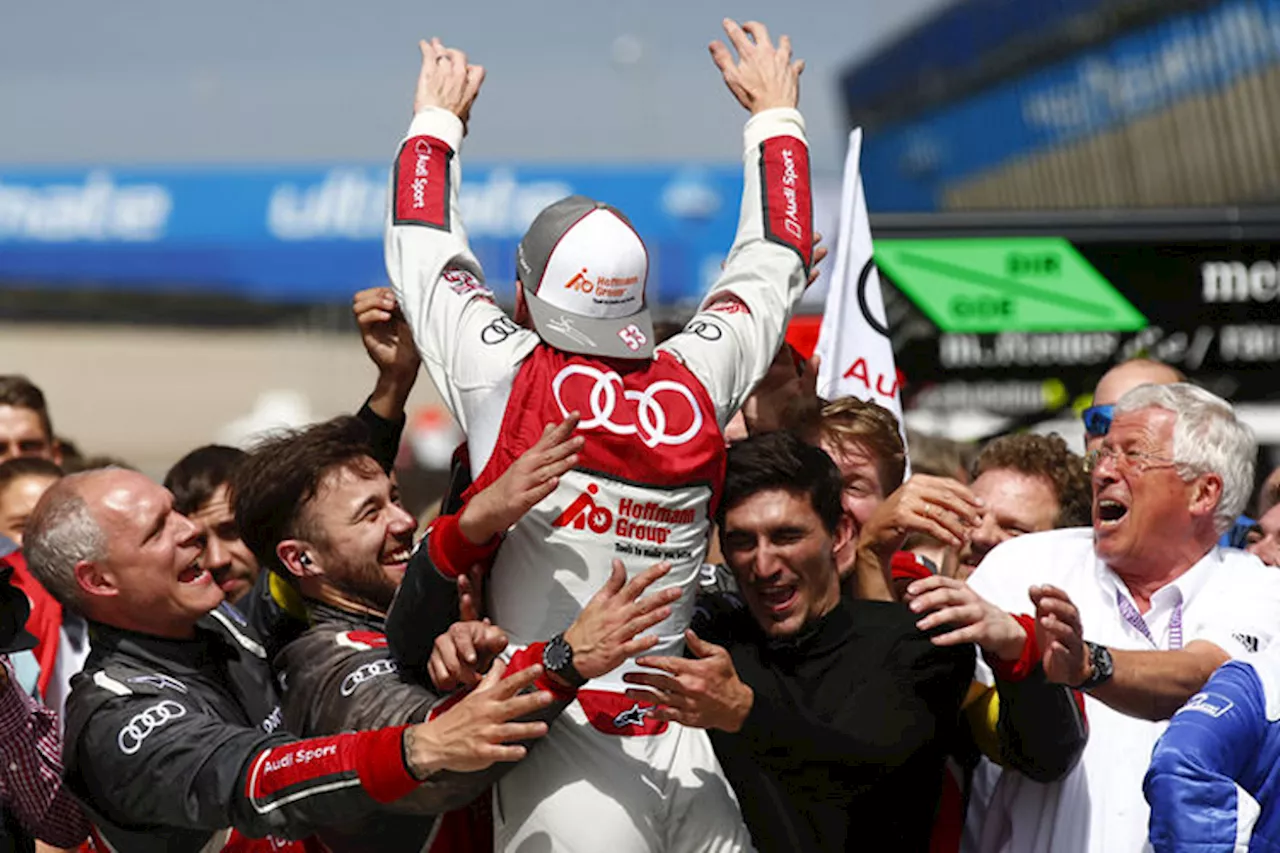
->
xmin=843 ymin=0 xmax=1280 ymax=211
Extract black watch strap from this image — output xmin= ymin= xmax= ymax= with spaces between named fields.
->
xmin=1071 ymin=641 xmax=1114 ymax=691
xmin=542 ymin=633 xmax=586 ymax=689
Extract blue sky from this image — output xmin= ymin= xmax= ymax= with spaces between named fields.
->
xmin=0 ymin=0 xmax=954 ymax=172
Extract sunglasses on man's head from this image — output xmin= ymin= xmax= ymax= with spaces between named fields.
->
xmin=1082 ymin=405 xmax=1114 ymax=439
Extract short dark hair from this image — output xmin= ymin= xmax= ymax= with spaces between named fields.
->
xmin=231 ymin=417 xmax=380 ymax=574
xmin=717 ymin=431 xmax=844 ymax=534
xmin=972 ymin=432 xmax=1092 ymax=528
xmin=0 ymin=376 xmax=53 ymax=441
xmin=164 ymin=445 xmax=247 ymax=516
xmin=0 ymin=457 xmax=63 ymax=493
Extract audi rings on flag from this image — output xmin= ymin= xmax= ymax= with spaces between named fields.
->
xmin=117 ymin=700 xmax=186 ymax=755
xmin=552 ymin=364 xmax=704 ymax=449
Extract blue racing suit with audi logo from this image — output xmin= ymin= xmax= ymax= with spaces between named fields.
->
xmin=384 ymin=102 xmax=812 ymax=853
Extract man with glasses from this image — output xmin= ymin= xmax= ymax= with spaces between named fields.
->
xmin=1082 ymin=359 xmax=1255 ymax=548
xmin=940 ymin=382 xmax=1280 ymax=853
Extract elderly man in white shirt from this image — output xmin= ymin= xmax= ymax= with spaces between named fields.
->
xmin=909 ymin=382 xmax=1280 ymax=853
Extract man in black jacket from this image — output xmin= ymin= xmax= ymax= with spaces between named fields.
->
xmin=231 ymin=416 xmax=681 ymax=853
xmin=623 ymin=431 xmax=973 ymax=851
xmin=22 ymin=465 xmax=555 ymax=853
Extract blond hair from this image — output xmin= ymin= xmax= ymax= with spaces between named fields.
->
xmin=808 ymin=396 xmax=907 ymax=495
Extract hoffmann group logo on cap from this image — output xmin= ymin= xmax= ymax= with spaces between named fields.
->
xmin=536 ymin=211 xmax=647 ymax=318
xmin=563 ymin=268 xmax=641 ymax=304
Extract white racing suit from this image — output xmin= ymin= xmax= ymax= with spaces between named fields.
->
xmin=385 ymin=104 xmax=812 ymax=853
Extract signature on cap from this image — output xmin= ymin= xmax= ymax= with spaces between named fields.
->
xmin=547 ymin=315 xmax=596 ymax=348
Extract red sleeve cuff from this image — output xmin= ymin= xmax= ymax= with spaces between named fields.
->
xmin=246 ymin=729 xmax=419 ymax=808
xmin=988 ymin=614 xmax=1040 ymax=682
xmin=426 ymin=512 xmax=501 ymax=580
xmin=354 ymin=726 xmax=420 ymax=803
xmin=509 ymin=643 xmax=577 ymax=703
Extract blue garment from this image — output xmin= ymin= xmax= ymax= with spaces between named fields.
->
xmin=0 ymin=534 xmax=16 ymax=559
xmin=1223 ymin=516 xmax=1257 ymax=549
xmin=1145 ymin=654 xmax=1280 ymax=852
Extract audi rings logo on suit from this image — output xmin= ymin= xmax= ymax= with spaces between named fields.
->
xmin=551 ymin=364 xmax=704 ymax=448
xmin=481 ymin=317 xmax=521 ymax=345
xmin=340 ymin=659 xmax=399 ymax=697
xmin=687 ymin=320 xmax=724 ymax=341
xmin=117 ymin=700 xmax=187 ymax=754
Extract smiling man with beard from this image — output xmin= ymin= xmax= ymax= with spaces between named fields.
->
xmin=944 ymin=382 xmax=1280 ymax=853
xmin=231 ymin=416 xmax=682 ymax=853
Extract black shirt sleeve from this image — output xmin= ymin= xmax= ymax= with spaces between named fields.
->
xmin=385 ymin=546 xmax=463 ymax=684
xmin=993 ymin=669 xmax=1088 ymax=783
xmin=355 ymin=398 xmax=407 ymax=474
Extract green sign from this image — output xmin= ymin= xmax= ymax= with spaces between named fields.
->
xmin=873 ymin=237 xmax=1149 ymax=333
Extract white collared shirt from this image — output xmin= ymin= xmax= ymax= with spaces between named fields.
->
xmin=965 ymin=527 xmax=1280 ymax=853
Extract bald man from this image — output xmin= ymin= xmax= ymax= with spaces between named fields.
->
xmin=1084 ymin=359 xmax=1185 ymax=453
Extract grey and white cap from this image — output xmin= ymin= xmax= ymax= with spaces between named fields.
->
xmin=517 ymin=195 xmax=654 ymax=360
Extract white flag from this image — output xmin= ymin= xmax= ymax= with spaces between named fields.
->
xmin=814 ymin=129 xmax=907 ymax=443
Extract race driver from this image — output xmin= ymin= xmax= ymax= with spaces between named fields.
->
xmin=384 ymin=21 xmax=812 ymax=853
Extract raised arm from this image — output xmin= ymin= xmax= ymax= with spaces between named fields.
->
xmin=352 ymin=286 xmax=420 ymax=472
xmin=383 ymin=38 xmax=537 ymax=468
xmin=659 ymin=19 xmax=812 ymax=426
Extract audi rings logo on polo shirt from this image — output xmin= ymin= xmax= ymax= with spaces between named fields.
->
xmin=688 ymin=320 xmax=723 ymax=342
xmin=481 ymin=317 xmax=520 ymax=345
xmin=340 ymin=659 xmax=398 ymax=696
xmin=552 ymin=365 xmax=703 ymax=448
xmin=117 ymin=700 xmax=186 ymax=755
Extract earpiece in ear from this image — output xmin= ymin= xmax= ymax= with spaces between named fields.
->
xmin=299 ymin=554 xmax=313 ymax=567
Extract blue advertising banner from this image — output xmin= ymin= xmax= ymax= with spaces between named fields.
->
xmin=0 ymin=162 xmax=741 ymax=305
xmin=859 ymin=0 xmax=1280 ymax=211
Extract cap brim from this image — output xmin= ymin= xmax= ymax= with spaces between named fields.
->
xmin=524 ymin=287 xmax=654 ymax=359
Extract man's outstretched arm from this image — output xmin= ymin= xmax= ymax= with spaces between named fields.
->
xmin=660 ymin=20 xmax=813 ymax=427
xmin=383 ymin=39 xmax=536 ymax=472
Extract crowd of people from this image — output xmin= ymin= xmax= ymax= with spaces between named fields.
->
xmin=1 ymin=19 xmax=1280 ymax=853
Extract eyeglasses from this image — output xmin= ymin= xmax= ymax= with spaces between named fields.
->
xmin=1082 ymin=405 xmax=1114 ymax=439
xmin=1084 ymin=444 xmax=1179 ymax=475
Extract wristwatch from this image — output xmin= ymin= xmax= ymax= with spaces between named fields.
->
xmin=542 ymin=633 xmax=586 ymax=689
xmin=1072 ymin=641 xmax=1115 ymax=691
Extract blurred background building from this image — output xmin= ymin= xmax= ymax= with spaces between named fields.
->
xmin=846 ymin=0 xmax=1280 ymax=212
xmin=835 ymin=0 xmax=1280 ymax=480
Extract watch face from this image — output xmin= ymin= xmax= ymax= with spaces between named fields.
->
xmin=1095 ymin=645 xmax=1114 ymax=678
xmin=544 ymin=638 xmax=571 ymax=671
